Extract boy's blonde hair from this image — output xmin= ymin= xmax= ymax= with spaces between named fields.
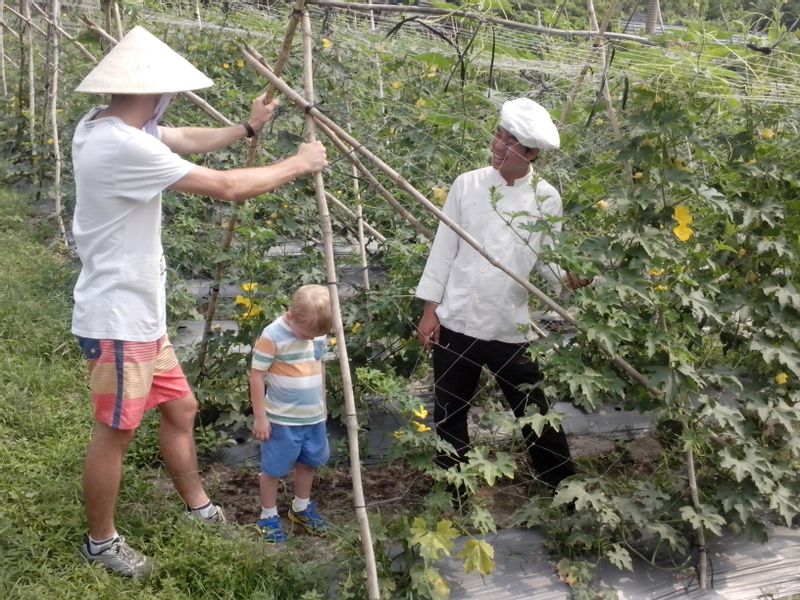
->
xmin=290 ymin=284 xmax=332 ymax=336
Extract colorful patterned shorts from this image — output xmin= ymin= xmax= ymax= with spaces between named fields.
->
xmin=77 ymin=335 xmax=192 ymax=430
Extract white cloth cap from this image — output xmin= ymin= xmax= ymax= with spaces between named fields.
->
xmin=76 ymin=26 xmax=213 ymax=94
xmin=499 ymin=98 xmax=560 ymax=150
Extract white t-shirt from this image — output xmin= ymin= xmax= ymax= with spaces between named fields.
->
xmin=416 ymin=166 xmax=565 ymax=343
xmin=71 ymin=108 xmax=194 ymax=341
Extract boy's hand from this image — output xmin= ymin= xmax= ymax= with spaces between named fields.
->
xmin=253 ymin=416 xmax=271 ymax=441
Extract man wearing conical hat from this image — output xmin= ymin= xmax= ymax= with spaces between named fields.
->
xmin=416 ymin=98 xmax=587 ymax=503
xmin=71 ymin=26 xmax=327 ymax=577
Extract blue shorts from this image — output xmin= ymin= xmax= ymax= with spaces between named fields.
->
xmin=260 ymin=422 xmax=330 ymax=478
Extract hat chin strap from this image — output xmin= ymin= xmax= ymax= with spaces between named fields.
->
xmin=143 ymin=93 xmax=174 ymax=138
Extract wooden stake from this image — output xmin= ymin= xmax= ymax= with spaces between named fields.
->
xmin=241 ymin=52 xmax=663 ymax=399
xmin=20 ymin=0 xmax=34 ymax=145
xmin=301 ymin=11 xmax=381 ymax=599
xmin=686 ymin=447 xmax=708 ymax=589
xmin=1 ymin=0 xmax=7 ymax=96
xmin=46 ymin=0 xmax=66 ymax=248
xmin=560 ymin=0 xmax=620 ymax=126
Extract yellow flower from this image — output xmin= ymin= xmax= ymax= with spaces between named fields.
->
xmin=415 ymin=98 xmax=426 ymax=109
xmin=776 ymin=372 xmax=789 ymax=385
xmin=234 ymin=295 xmax=263 ymax=319
xmin=412 ymin=405 xmax=428 ymax=420
xmin=236 ymin=59 xmax=245 ymax=69
xmin=745 ymin=159 xmax=757 ymax=166
xmin=322 ymin=38 xmax=333 ymax=49
xmin=431 ymin=187 xmax=448 ymax=205
xmin=649 ymin=268 xmax=665 ymax=277
xmin=414 ymin=421 xmax=431 ymax=433
xmin=632 ymin=172 xmax=643 ymax=181
xmin=673 ymin=224 xmax=693 ymax=242
xmin=330 ymin=337 xmax=337 ymax=346
xmin=595 ymin=199 xmax=609 ymax=210
xmin=737 ymin=248 xmax=747 ymax=259
xmin=223 ymin=62 xmax=230 ymax=69
xmin=46 ymin=138 xmax=54 ymax=145
xmin=655 ymin=284 xmax=668 ymax=292
xmin=351 ymin=322 xmax=362 ymax=334
xmin=640 ymin=138 xmax=656 ymax=149
xmin=391 ymin=81 xmax=403 ymax=90
xmin=241 ymin=282 xmax=258 ymax=293
xmin=426 ymin=65 xmax=437 ymax=79
xmin=393 ymin=430 xmax=405 ymax=439
xmin=760 ymin=128 xmax=775 ymax=140
xmin=674 ymin=205 xmax=692 ymax=226
xmin=388 ymin=127 xmax=397 ymax=136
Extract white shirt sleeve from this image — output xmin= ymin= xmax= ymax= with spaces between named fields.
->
xmin=114 ymin=133 xmax=194 ymax=203
xmin=533 ymin=181 xmax=566 ymax=296
xmin=415 ymin=178 xmax=463 ymax=303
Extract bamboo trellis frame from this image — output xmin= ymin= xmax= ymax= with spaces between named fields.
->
xmin=20 ymin=0 xmax=34 ymax=145
xmin=306 ymin=0 xmax=656 ymax=46
xmin=240 ymin=51 xmax=664 ymax=400
xmin=300 ymin=10 xmax=380 ymax=597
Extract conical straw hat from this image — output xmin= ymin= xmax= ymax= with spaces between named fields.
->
xmin=76 ymin=26 xmax=213 ymax=94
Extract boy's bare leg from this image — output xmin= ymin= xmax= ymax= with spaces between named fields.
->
xmin=260 ymin=473 xmax=280 ymax=508
xmin=157 ymin=394 xmax=209 ymax=508
xmin=293 ymin=463 xmax=316 ymax=499
xmin=83 ymin=422 xmax=136 ymax=540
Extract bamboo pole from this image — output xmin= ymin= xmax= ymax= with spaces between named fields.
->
xmin=46 ymin=0 xmax=66 ymax=248
xmin=20 ymin=0 xmax=34 ymax=146
xmin=585 ymin=0 xmax=631 ymax=180
xmin=560 ymin=0 xmax=620 ymax=126
xmin=1 ymin=0 xmax=7 ymax=96
xmin=241 ymin=52 xmax=663 ymax=398
xmin=195 ymin=0 xmax=306 ymax=379
xmin=6 ymin=3 xmax=43 ymax=35
xmin=111 ymin=0 xmax=123 ymax=40
xmin=356 ymin=204 xmax=370 ymax=289
xmin=80 ymin=17 xmax=234 ymax=126
xmin=30 ymin=0 xmax=95 ymax=62
xmin=325 ymin=190 xmax=386 ymax=242
xmin=244 ymin=43 xmax=433 ymax=240
xmin=300 ymin=12 xmax=380 ymax=598
xmin=3 ymin=50 xmax=18 ymax=69
xmin=306 ymin=0 xmax=656 ymax=46
xmin=686 ymin=447 xmax=708 ymax=589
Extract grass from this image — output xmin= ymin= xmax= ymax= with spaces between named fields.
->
xmin=0 ymin=190 xmax=338 ymax=599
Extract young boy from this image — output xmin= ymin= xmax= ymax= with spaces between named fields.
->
xmin=249 ymin=284 xmax=332 ymax=542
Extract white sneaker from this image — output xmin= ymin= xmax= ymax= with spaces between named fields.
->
xmin=81 ymin=535 xmax=154 ymax=578
xmin=187 ymin=503 xmax=226 ymax=524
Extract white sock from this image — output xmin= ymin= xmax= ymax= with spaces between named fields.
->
xmin=87 ymin=532 xmax=118 ymax=555
xmin=189 ymin=501 xmax=217 ymax=519
xmin=292 ymin=496 xmax=310 ymax=513
xmin=260 ymin=506 xmax=279 ymax=519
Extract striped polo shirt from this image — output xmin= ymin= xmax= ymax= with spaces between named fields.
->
xmin=251 ymin=315 xmax=327 ymax=426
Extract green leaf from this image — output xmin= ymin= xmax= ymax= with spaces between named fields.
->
xmin=518 ymin=411 xmax=564 ymax=437
xmin=750 ymin=336 xmax=800 ymax=377
xmin=409 ymin=518 xmax=458 ymax=562
xmin=458 ymin=539 xmax=495 ymax=576
xmin=605 ymin=544 xmax=633 ymax=571
xmin=465 ymin=447 xmax=516 ymax=486
xmin=763 ymin=283 xmax=800 ymax=309
xmin=679 ymin=504 xmax=726 ymax=536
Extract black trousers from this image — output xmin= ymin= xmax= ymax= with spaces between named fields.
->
xmin=432 ymin=326 xmax=576 ymax=489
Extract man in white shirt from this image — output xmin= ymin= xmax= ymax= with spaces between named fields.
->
xmin=416 ymin=98 xmax=579 ymax=495
xmin=72 ymin=27 xmax=327 ymax=577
